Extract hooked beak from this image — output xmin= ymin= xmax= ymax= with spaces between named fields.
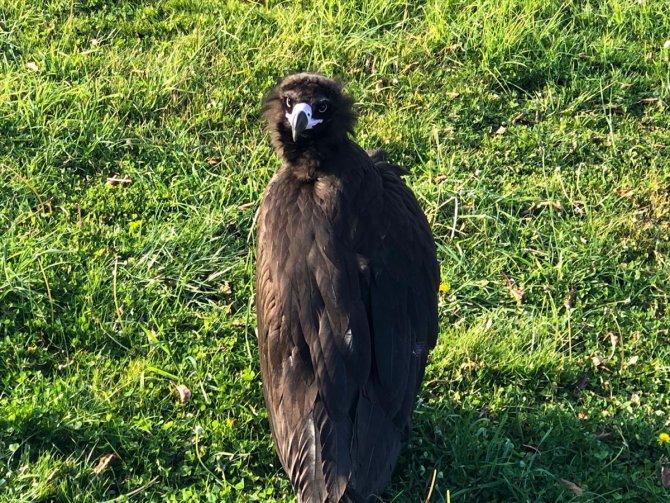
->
xmin=290 ymin=110 xmax=308 ymax=142
xmin=286 ymin=102 xmax=323 ymax=142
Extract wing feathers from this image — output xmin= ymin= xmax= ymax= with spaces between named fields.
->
xmin=257 ymin=143 xmax=438 ymax=502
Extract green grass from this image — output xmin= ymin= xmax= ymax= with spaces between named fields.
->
xmin=1 ymin=0 xmax=670 ymax=501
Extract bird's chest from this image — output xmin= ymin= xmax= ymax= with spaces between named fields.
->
xmin=258 ymin=175 xmax=353 ymax=358
xmin=260 ymin=176 xmax=345 ymax=254
xmin=258 ymin=174 xmax=359 ymax=328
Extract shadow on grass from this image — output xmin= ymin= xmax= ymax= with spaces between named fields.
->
xmin=0 ymin=404 xmax=196 ymax=499
xmin=388 ymin=364 xmax=666 ymax=503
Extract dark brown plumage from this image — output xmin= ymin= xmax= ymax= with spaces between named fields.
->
xmin=256 ymin=73 xmax=439 ymax=503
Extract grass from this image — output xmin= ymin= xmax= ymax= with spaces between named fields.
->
xmin=1 ymin=0 xmax=669 ymax=501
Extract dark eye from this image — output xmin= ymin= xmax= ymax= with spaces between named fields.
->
xmin=317 ymin=102 xmax=328 ymax=113
xmin=285 ymin=97 xmax=292 ymax=108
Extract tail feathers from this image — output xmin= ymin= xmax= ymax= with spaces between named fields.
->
xmin=349 ymin=392 xmax=402 ymax=497
xmin=341 ymin=487 xmax=377 ymax=503
xmin=298 ymin=487 xmax=373 ymax=503
xmin=292 ymin=402 xmax=361 ymax=503
xmin=315 ymin=401 xmax=352 ymax=502
xmin=291 ymin=413 xmax=327 ymax=503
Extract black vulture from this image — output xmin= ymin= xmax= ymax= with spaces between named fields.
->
xmin=256 ymin=73 xmax=439 ymax=503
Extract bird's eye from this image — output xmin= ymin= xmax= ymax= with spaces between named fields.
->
xmin=285 ymin=97 xmax=292 ymax=108
xmin=317 ymin=102 xmax=328 ymax=113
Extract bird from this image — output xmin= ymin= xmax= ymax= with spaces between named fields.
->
xmin=256 ymin=73 xmax=439 ymax=503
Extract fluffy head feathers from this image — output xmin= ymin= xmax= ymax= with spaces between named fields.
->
xmin=263 ymin=73 xmax=356 ymax=160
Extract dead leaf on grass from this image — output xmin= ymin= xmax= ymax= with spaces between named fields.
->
xmin=609 ymin=332 xmax=618 ymax=356
xmin=512 ymin=112 xmax=536 ymax=125
xmin=592 ymin=354 xmax=609 ymax=370
xmin=175 ymin=384 xmax=191 ymax=404
xmin=560 ymin=478 xmax=583 ymax=495
xmin=626 ymin=355 xmax=640 ymax=367
xmin=93 ymin=453 xmax=115 ymax=475
xmin=631 ymin=393 xmax=640 ymax=406
xmin=106 ymin=176 xmax=133 ymax=187
xmin=501 ymin=272 xmax=523 ymax=305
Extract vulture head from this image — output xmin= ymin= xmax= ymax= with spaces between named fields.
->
xmin=263 ymin=73 xmax=356 ymax=159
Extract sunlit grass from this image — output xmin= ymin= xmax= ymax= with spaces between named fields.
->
xmin=1 ymin=0 xmax=670 ymax=501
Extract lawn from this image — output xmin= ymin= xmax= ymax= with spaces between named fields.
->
xmin=1 ymin=0 xmax=670 ymax=501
